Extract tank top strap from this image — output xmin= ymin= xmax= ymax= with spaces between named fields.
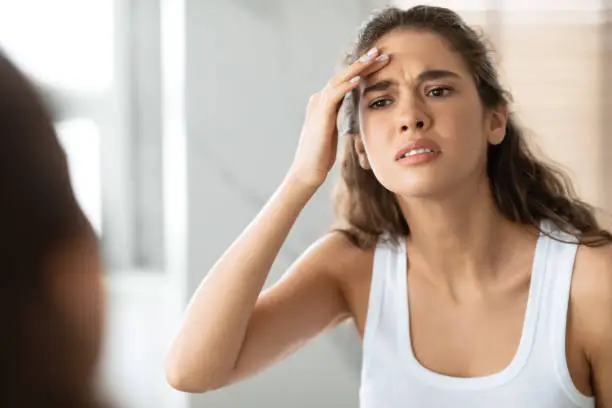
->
xmin=361 ymin=234 xmax=404 ymax=380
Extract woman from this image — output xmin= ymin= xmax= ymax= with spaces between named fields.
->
xmin=0 ymin=51 xmax=107 ymax=407
xmin=166 ymin=5 xmax=612 ymax=407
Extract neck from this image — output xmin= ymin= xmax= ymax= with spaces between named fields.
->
xmin=398 ymin=176 xmax=530 ymax=286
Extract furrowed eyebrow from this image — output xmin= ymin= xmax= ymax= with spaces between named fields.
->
xmin=362 ymin=69 xmax=461 ymax=97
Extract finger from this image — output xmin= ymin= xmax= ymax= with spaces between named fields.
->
xmin=330 ymin=47 xmax=386 ymax=86
xmin=326 ymin=53 xmax=390 ymax=103
xmin=322 ymin=53 xmax=390 ymax=109
xmin=332 ymin=54 xmax=390 ymax=90
xmin=327 ymin=75 xmax=362 ymax=103
xmin=358 ymin=53 xmax=390 ymax=78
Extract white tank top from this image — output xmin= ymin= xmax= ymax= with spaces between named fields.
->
xmin=360 ymin=220 xmax=595 ymax=408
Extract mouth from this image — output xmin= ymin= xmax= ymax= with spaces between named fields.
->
xmin=398 ymin=147 xmax=438 ymax=159
xmin=394 ymin=139 xmax=441 ymax=162
xmin=395 ymin=148 xmax=441 ymax=167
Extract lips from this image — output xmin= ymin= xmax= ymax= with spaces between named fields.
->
xmin=394 ymin=139 xmax=441 ymax=161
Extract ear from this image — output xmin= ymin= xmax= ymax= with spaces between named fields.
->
xmin=487 ymin=104 xmax=509 ymax=146
xmin=352 ymin=134 xmax=371 ymax=170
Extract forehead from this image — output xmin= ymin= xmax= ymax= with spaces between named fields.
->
xmin=366 ymin=28 xmax=471 ymax=81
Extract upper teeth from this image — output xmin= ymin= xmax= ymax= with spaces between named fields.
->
xmin=402 ymin=148 xmax=434 ymax=158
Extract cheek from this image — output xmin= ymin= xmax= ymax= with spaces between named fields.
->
xmin=360 ymin=111 xmax=395 ymax=157
xmin=360 ymin=130 xmax=402 ymax=190
xmin=437 ymin=101 xmax=488 ymax=157
xmin=361 ymin=134 xmax=393 ymax=171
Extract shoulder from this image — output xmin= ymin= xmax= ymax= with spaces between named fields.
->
xmin=571 ymin=243 xmax=612 ymax=361
xmin=293 ymin=231 xmax=377 ymax=301
xmin=315 ymin=231 xmax=379 ymax=333
xmin=309 ymin=231 xmax=376 ymax=278
xmin=271 ymin=231 xmax=375 ymax=295
xmin=572 ymin=243 xmax=612 ymax=314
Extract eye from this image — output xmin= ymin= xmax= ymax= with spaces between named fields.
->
xmin=426 ymin=86 xmax=453 ymax=98
xmin=368 ymin=98 xmax=392 ymax=109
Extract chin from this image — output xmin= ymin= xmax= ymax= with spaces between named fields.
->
xmin=395 ymin=183 xmax=449 ymax=199
xmin=377 ymin=170 xmax=450 ymax=199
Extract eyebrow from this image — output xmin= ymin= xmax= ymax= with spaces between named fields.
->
xmin=361 ymin=69 xmax=461 ymax=97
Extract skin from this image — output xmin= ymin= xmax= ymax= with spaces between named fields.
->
xmin=47 ymin=236 xmax=106 ymax=373
xmin=165 ymin=29 xmax=612 ymax=407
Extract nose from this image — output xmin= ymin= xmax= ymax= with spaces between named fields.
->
xmin=400 ymin=121 xmax=425 ymax=132
xmin=397 ymin=99 xmax=431 ymax=134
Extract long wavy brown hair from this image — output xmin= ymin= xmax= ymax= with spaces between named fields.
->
xmin=0 ymin=51 xmax=108 ymax=407
xmin=333 ymin=5 xmax=612 ymax=249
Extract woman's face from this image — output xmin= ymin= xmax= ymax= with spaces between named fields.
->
xmin=357 ymin=29 xmax=507 ymax=198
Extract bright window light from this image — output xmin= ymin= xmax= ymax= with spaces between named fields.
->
xmin=0 ymin=0 xmax=114 ymax=94
xmin=56 ymin=118 xmax=103 ymax=235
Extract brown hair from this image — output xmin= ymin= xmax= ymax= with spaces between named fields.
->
xmin=333 ymin=5 xmax=612 ymax=249
xmin=0 ymin=51 xmax=108 ymax=407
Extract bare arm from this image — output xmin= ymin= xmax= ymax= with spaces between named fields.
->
xmin=588 ymin=252 xmax=612 ymax=408
xmin=572 ymin=245 xmax=612 ymax=408
xmin=165 ymin=178 xmax=317 ymax=392
xmin=223 ymin=231 xmax=356 ymax=385
xmin=165 ymin=47 xmax=389 ymax=393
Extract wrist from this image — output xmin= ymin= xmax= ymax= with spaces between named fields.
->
xmin=281 ymin=172 xmax=321 ymax=200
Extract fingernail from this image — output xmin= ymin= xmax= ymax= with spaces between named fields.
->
xmin=359 ymin=47 xmax=378 ymax=62
xmin=375 ymin=54 xmax=389 ymax=62
xmin=349 ymin=76 xmax=361 ymax=83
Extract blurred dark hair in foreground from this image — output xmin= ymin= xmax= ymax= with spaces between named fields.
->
xmin=0 ymin=50 xmax=109 ymax=407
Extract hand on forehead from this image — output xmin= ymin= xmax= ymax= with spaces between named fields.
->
xmin=358 ymin=29 xmax=469 ymax=87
